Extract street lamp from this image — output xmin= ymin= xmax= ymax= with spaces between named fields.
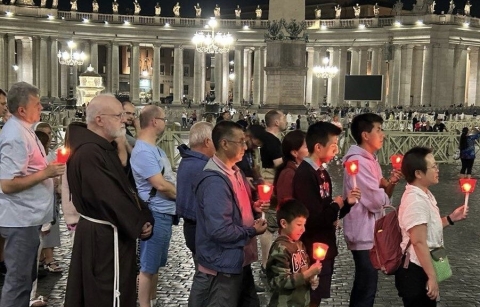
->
xmin=57 ymin=41 xmax=86 ymax=66
xmin=313 ymin=57 xmax=338 ymax=79
xmin=192 ymin=18 xmax=233 ymax=54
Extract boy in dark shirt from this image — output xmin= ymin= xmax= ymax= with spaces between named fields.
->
xmin=292 ymin=122 xmax=361 ymax=307
xmin=267 ymin=200 xmax=322 ymax=307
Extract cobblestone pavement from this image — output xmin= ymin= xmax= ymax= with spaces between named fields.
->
xmin=1 ymin=164 xmax=480 ymax=306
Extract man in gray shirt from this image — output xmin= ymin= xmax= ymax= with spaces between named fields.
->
xmin=0 ymin=82 xmax=65 ymax=307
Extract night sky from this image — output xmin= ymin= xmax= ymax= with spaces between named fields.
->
xmin=41 ymin=0 xmax=478 ymax=18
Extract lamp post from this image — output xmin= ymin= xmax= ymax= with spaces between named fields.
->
xmin=313 ymin=57 xmax=338 ymax=105
xmin=192 ymin=18 xmax=233 ymax=54
xmin=57 ymin=41 xmax=86 ymax=100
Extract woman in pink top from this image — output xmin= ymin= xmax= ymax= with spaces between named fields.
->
xmin=273 ymin=130 xmax=308 ymax=207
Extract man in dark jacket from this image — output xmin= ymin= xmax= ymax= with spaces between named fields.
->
xmin=176 ymin=121 xmax=215 ymax=257
xmin=189 ymin=120 xmax=267 ymax=307
xmin=64 ymin=94 xmax=154 ymax=307
xmin=292 ymin=122 xmax=360 ymax=307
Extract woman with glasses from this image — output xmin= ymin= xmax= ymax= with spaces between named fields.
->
xmin=396 ymin=147 xmax=467 ymax=307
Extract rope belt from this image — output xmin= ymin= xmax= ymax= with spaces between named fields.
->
xmin=81 ymin=215 xmax=120 ymax=307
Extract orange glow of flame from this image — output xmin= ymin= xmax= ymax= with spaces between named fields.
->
xmin=460 ymin=178 xmax=477 ymax=194
xmin=345 ymin=160 xmax=359 ymax=175
xmin=313 ymin=243 xmax=329 ymax=261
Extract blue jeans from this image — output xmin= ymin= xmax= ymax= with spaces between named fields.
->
xmin=349 ymin=250 xmax=378 ymax=307
xmin=0 ymin=226 xmax=40 ymax=307
xmin=139 ymin=211 xmax=173 ymax=274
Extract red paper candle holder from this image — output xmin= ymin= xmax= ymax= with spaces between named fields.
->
xmin=313 ymin=242 xmax=329 ymax=262
xmin=345 ymin=160 xmax=359 ymax=175
xmin=460 ymin=178 xmax=477 ymax=194
xmin=390 ymin=154 xmax=403 ymax=170
xmin=57 ymin=147 xmax=70 ymax=163
xmin=257 ymin=183 xmax=273 ymax=202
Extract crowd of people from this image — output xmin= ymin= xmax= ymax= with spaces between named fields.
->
xmin=0 ymin=82 xmax=472 ymax=307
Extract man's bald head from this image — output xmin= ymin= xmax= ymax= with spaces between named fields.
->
xmin=86 ymin=94 xmax=119 ymax=124
xmin=86 ymin=94 xmax=126 ymax=141
xmin=139 ymin=105 xmax=165 ymax=129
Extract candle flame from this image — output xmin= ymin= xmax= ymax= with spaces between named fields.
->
xmin=463 ymin=183 xmax=472 ymax=193
xmin=61 ymin=147 xmax=68 ymax=155
xmin=263 ymin=185 xmax=271 ymax=193
xmin=396 ymin=157 xmax=401 ymax=163
xmin=350 ymin=164 xmax=357 ymax=172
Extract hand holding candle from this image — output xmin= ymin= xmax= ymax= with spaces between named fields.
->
xmin=257 ymin=183 xmax=273 ymax=220
xmin=311 ymin=243 xmax=328 ymax=290
xmin=460 ymin=178 xmax=476 ymax=214
xmin=345 ymin=160 xmax=359 ymax=188
xmin=390 ymin=154 xmax=403 ymax=170
xmin=56 ymin=147 xmax=70 ymax=164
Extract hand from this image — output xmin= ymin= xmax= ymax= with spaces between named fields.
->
xmin=346 ymin=187 xmax=361 ymax=205
xmin=253 ymin=200 xmax=269 ymax=213
xmin=253 ymin=219 xmax=267 ymax=235
xmin=449 ymin=205 xmax=468 ymax=222
xmin=140 ymin=222 xmax=152 ymax=239
xmin=45 ymin=163 xmax=66 ymax=178
xmin=134 ymin=117 xmax=141 ymax=131
xmin=389 ymin=169 xmax=403 ymax=184
xmin=426 ymin=277 xmax=439 ymax=301
xmin=308 ymin=261 xmax=322 ymax=276
xmin=310 ymin=275 xmax=319 ymax=289
xmin=333 ymin=195 xmax=344 ymax=209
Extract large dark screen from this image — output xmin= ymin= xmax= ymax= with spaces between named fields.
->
xmin=344 ymin=75 xmax=383 ymax=101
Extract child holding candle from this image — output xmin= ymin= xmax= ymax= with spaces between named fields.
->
xmin=266 ymin=199 xmax=322 ymax=307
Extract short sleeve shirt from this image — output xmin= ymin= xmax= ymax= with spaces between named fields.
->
xmin=398 ymin=184 xmax=443 ymax=267
xmin=260 ymin=132 xmax=282 ymax=169
xmin=130 ymin=140 xmax=176 ymax=215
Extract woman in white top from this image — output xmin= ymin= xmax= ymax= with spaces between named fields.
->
xmin=396 ymin=147 xmax=467 ymax=307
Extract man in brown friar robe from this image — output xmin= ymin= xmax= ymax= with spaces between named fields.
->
xmin=64 ymin=94 xmax=154 ymax=307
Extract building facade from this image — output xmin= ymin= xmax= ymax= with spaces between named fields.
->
xmin=0 ymin=3 xmax=479 ymax=107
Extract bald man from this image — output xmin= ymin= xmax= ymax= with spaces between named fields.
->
xmin=64 ymin=94 xmax=154 ymax=307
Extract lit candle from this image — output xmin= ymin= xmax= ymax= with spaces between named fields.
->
xmin=345 ymin=160 xmax=359 ymax=188
xmin=390 ymin=154 xmax=403 ymax=170
xmin=257 ymin=183 xmax=273 ymax=220
xmin=460 ymin=178 xmax=476 ymax=214
xmin=56 ymin=147 xmax=70 ymax=163
xmin=311 ymin=242 xmax=328 ymax=290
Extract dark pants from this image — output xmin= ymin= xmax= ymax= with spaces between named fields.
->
xmin=0 ymin=226 xmax=40 ymax=307
xmin=188 ymin=269 xmax=243 ymax=307
xmin=349 ymin=250 xmax=378 ymax=307
xmin=238 ymin=265 xmax=260 ymax=307
xmin=183 ymin=218 xmax=196 ymax=256
xmin=460 ymin=158 xmax=474 ymax=175
xmin=395 ymin=262 xmax=436 ymax=307
xmin=310 ymin=259 xmax=334 ymax=304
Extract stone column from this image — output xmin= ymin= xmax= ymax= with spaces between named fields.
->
xmin=263 ymin=48 xmax=268 ymax=104
xmin=476 ymin=49 xmax=480 ymax=107
xmin=90 ymin=42 xmax=98 ymax=71
xmin=411 ymin=46 xmax=423 ymax=106
xmin=350 ymin=48 xmax=359 ymax=75
xmin=49 ymin=38 xmax=59 ymax=98
xmin=22 ymin=37 xmax=34 ymax=85
xmin=129 ymin=43 xmax=140 ymax=104
xmin=81 ymin=41 xmax=90 ymax=73
xmin=253 ymin=47 xmax=264 ymax=105
xmin=421 ymin=45 xmax=433 ymax=106
xmin=390 ymin=45 xmax=402 ymax=106
xmin=233 ymin=46 xmax=244 ymax=105
xmin=399 ymin=45 xmax=413 ymax=106
xmin=306 ymin=47 xmax=314 ymax=104
xmin=172 ymin=45 xmax=183 ymax=104
xmin=0 ymin=34 xmax=7 ymax=90
xmin=453 ymin=44 xmax=467 ymax=105
xmin=336 ymin=47 xmax=348 ymax=106
xmin=106 ymin=43 xmax=112 ymax=93
xmin=468 ymin=47 xmax=479 ymax=106
xmin=111 ymin=42 xmax=120 ymax=94
xmin=434 ymin=44 xmax=455 ymax=107
xmin=313 ymin=47 xmax=328 ymax=106
xmin=152 ymin=44 xmax=161 ymax=102
xmin=327 ymin=49 xmax=335 ymax=106
xmin=214 ymin=54 xmax=223 ymax=103
xmin=370 ymin=47 xmax=380 ymax=75
xmin=429 ymin=44 xmax=441 ymax=105
xmin=7 ymin=34 xmax=16 ymax=89
xmin=244 ymin=48 xmax=253 ymax=102
xmin=39 ymin=37 xmax=48 ymax=96
xmin=359 ymin=47 xmax=368 ymax=75
xmin=59 ymin=41 xmax=69 ymax=98
xmin=193 ymin=49 xmax=205 ymax=103
xmin=222 ymin=52 xmax=229 ymax=104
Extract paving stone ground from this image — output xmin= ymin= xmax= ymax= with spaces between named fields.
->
xmin=2 ymin=164 xmax=480 ymax=306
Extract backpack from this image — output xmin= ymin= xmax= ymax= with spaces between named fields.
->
xmin=370 ymin=205 xmax=410 ymax=275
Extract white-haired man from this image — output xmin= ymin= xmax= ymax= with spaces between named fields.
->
xmin=64 ymin=94 xmax=153 ymax=307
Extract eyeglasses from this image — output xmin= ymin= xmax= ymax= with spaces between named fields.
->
xmin=99 ymin=112 xmax=125 ymax=120
xmin=427 ymin=164 xmax=439 ymax=171
xmin=124 ymin=112 xmax=135 ymax=116
xmin=155 ymin=117 xmax=167 ymax=122
xmin=225 ymin=139 xmax=247 ymax=146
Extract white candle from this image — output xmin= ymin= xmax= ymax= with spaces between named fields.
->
xmin=464 ymin=193 xmax=469 ymax=214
